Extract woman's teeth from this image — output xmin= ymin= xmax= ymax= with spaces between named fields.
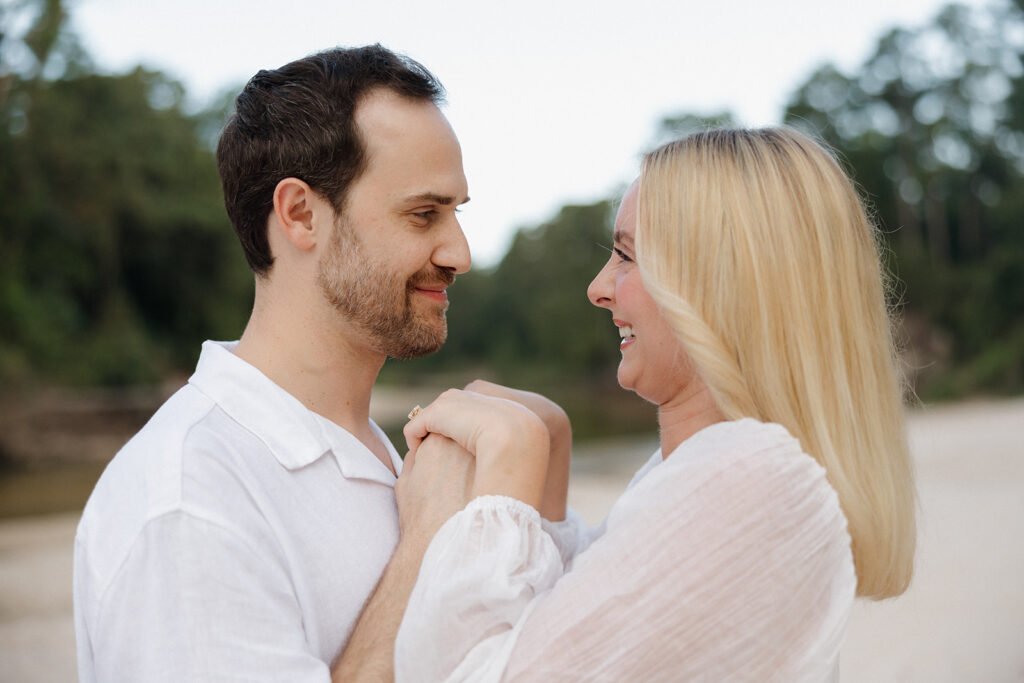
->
xmin=619 ymin=325 xmax=635 ymax=339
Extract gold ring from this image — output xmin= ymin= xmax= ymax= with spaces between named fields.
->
xmin=407 ymin=405 xmax=422 ymax=420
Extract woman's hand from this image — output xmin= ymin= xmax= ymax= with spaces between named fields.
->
xmin=403 ymin=389 xmax=550 ymax=511
xmin=462 ymin=380 xmax=571 ymax=522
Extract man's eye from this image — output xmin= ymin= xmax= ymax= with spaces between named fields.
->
xmin=413 ymin=210 xmax=438 ymax=220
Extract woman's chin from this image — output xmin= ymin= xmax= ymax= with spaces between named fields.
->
xmin=616 ymin=371 xmax=651 ymax=404
xmin=620 ymin=371 xmax=679 ymax=408
xmin=616 ymin=366 xmax=633 ymax=393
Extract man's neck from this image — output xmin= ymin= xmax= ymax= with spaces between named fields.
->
xmin=234 ymin=293 xmax=389 ymax=460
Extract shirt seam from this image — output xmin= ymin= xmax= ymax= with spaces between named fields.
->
xmin=92 ymin=503 xmax=287 ymax=615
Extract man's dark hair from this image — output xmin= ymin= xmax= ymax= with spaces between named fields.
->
xmin=216 ymin=44 xmax=445 ymax=276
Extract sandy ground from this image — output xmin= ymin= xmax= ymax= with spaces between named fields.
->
xmin=1 ymin=398 xmax=1021 ymax=682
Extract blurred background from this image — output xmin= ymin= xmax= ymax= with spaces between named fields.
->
xmin=0 ymin=0 xmax=1022 ymax=681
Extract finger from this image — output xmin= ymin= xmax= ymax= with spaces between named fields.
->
xmin=463 ymin=380 xmax=529 ymax=407
xmin=403 ymin=391 xmax=456 ymax=454
xmin=402 ymin=445 xmax=417 ymax=472
xmin=402 ymin=388 xmax=465 ymax=453
xmin=420 ymin=433 xmax=474 ymax=461
xmin=463 ymin=379 xmax=496 ymax=393
xmin=403 ymin=418 xmax=427 ymax=456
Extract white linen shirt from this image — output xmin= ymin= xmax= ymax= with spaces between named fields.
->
xmin=74 ymin=340 xmax=403 ymax=683
xmin=396 ymin=419 xmax=856 ymax=683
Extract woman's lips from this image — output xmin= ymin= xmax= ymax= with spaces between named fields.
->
xmin=614 ymin=319 xmax=636 ymax=349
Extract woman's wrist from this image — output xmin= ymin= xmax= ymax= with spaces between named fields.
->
xmin=472 ymin=412 xmax=550 ymax=509
xmin=540 ymin=408 xmax=571 ymax=521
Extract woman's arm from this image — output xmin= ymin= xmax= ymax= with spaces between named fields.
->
xmin=396 ymin=422 xmax=855 ymax=683
xmin=461 ymin=380 xmax=572 ymax=523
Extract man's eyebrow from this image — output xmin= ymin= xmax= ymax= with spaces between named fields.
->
xmin=403 ymin=192 xmax=471 ymax=206
xmin=612 ymin=229 xmax=633 ymax=245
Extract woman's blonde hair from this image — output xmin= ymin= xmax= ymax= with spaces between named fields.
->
xmin=637 ymin=127 xmax=915 ymax=599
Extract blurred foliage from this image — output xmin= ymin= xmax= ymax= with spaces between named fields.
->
xmin=0 ymin=0 xmax=251 ymax=388
xmin=783 ymin=0 xmax=1024 ymax=397
xmin=1 ymin=0 xmax=1021 ymax=417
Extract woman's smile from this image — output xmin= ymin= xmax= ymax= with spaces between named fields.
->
xmin=615 ymin=319 xmax=636 ymax=349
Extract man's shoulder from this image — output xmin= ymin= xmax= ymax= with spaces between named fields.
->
xmin=75 ymin=384 xmax=268 ymax=566
xmin=124 ymin=383 xmax=219 ymax=455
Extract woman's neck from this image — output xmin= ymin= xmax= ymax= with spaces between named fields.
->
xmin=657 ymin=379 xmax=726 ymax=459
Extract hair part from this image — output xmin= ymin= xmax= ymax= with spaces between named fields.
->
xmin=216 ymin=44 xmax=445 ymax=276
xmin=637 ymin=127 xmax=916 ymax=599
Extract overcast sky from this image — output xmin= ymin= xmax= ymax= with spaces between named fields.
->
xmin=68 ymin=0 xmax=989 ymax=266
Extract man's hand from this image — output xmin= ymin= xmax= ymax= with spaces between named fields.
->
xmin=463 ymin=380 xmax=571 ymax=522
xmin=395 ymin=434 xmax=475 ymax=557
xmin=331 ymin=435 xmax=473 ymax=682
xmin=403 ymin=389 xmax=550 ymax=511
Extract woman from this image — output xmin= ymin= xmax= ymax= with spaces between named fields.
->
xmin=395 ymin=127 xmax=916 ymax=681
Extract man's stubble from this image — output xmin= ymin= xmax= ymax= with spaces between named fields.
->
xmin=316 ymin=217 xmax=454 ymax=359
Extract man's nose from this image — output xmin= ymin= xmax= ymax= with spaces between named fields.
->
xmin=434 ymin=217 xmax=471 ymax=275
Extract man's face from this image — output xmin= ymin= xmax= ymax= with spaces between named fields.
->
xmin=316 ymin=89 xmax=471 ymax=359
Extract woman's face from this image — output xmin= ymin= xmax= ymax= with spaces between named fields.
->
xmin=587 ymin=182 xmax=695 ymax=405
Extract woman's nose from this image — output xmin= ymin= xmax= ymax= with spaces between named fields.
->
xmin=587 ymin=261 xmax=613 ymax=308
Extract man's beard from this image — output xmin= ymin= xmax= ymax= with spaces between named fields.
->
xmin=316 ymin=220 xmax=455 ymax=359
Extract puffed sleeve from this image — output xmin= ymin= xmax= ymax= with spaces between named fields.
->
xmin=540 ymin=508 xmax=603 ymax=569
xmin=395 ymin=496 xmax=565 ymax=682
xmin=541 ymin=450 xmax=664 ymax=569
xmin=396 ymin=420 xmax=855 ymax=683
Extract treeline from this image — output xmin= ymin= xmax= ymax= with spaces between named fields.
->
xmin=0 ymin=1 xmax=252 ymax=387
xmin=2 ymin=0 xmax=1022 ymax=409
xmin=783 ymin=0 xmax=1024 ymax=397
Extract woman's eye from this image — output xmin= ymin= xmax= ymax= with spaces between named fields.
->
xmin=613 ymin=247 xmax=633 ymax=263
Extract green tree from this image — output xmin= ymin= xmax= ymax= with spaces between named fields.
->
xmin=0 ymin=0 xmax=251 ymax=387
xmin=783 ymin=0 xmax=1024 ymax=396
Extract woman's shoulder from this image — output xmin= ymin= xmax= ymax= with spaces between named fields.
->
xmin=670 ymin=417 xmax=803 ymax=456
xmin=665 ymin=418 xmax=826 ymax=482
xmin=639 ymin=419 xmax=845 ymax=532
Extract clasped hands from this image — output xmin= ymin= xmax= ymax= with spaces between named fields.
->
xmin=394 ymin=381 xmax=571 ymax=551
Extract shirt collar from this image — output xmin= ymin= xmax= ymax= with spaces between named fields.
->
xmin=188 ymin=341 xmax=400 ymax=482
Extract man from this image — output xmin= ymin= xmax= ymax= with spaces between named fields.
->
xmin=73 ymin=45 xmax=476 ymax=681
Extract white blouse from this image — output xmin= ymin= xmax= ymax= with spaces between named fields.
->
xmin=395 ymin=419 xmax=856 ymax=682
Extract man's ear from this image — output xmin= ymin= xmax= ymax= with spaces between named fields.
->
xmin=271 ymin=178 xmax=322 ymax=251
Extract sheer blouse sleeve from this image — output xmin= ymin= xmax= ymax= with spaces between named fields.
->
xmin=540 ymin=508 xmax=599 ymax=569
xmin=395 ymin=420 xmax=856 ymax=683
xmin=541 ymin=449 xmax=663 ymax=569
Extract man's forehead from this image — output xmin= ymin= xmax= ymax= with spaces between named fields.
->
xmin=354 ymin=88 xmax=449 ymax=146
xmin=346 ymin=93 xmax=468 ymax=210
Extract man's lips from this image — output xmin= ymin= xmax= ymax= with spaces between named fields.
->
xmin=414 ymin=286 xmax=448 ymax=303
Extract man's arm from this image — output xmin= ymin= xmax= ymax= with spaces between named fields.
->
xmin=330 ymin=535 xmax=431 ymax=681
xmin=331 ymin=435 xmax=474 ymax=681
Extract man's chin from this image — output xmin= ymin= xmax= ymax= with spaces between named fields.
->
xmin=387 ymin=338 xmax=445 ymax=360
xmin=384 ymin=324 xmax=447 ymax=359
